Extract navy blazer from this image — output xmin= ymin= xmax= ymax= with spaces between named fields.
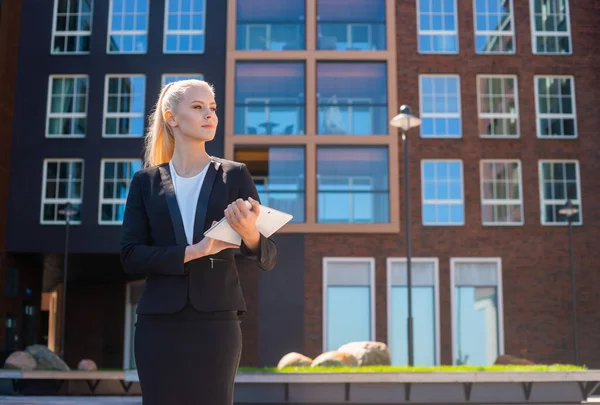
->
xmin=120 ymin=157 xmax=278 ymax=315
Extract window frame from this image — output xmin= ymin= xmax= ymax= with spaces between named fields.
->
xmin=51 ymin=0 xmax=94 ymax=55
xmin=163 ymin=0 xmax=207 ymax=54
xmin=421 ymin=159 xmax=465 ymax=226
xmin=479 ymin=159 xmax=524 ymax=226
xmin=534 ymin=75 xmax=577 ymax=139
xmin=417 ymin=0 xmax=459 ymax=54
xmin=476 ymin=74 xmax=519 ymax=139
xmin=473 ymin=0 xmax=516 ymax=55
xmin=40 ymin=158 xmax=84 ymax=225
xmin=45 ymin=74 xmax=89 ymax=139
xmin=538 ymin=159 xmax=582 ymax=226
xmin=102 ymin=74 xmax=147 ymax=138
xmin=419 ymin=74 xmax=462 ymax=139
xmin=107 ymin=0 xmax=150 ymax=54
xmin=98 ymin=158 xmax=142 ymax=225
xmin=529 ymin=0 xmax=572 ymax=55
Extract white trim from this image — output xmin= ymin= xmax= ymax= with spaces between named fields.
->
xmin=529 ymin=0 xmax=572 ymax=55
xmin=416 ymin=0 xmax=459 ymax=54
xmin=40 ymin=158 xmax=84 ymax=225
xmin=102 ymin=74 xmax=146 ymax=138
xmin=386 ymin=257 xmax=440 ymax=366
xmin=473 ymin=0 xmax=516 ymax=54
xmin=450 ymin=257 xmax=504 ymax=366
xmin=161 ymin=73 xmax=205 ymax=87
xmin=534 ymin=75 xmax=577 ymax=139
xmin=51 ymin=0 xmax=93 ymax=55
xmin=322 ymin=257 xmax=376 ymax=353
xmin=538 ymin=159 xmax=582 ymax=226
xmin=421 ymin=159 xmax=465 ymax=226
xmin=419 ymin=74 xmax=462 ymax=138
xmin=45 ymin=75 xmax=89 ymax=138
xmin=163 ymin=0 xmax=207 ymax=54
xmin=98 ymin=159 xmax=142 ymax=225
xmin=107 ymin=0 xmax=150 ymax=54
xmin=123 ymin=280 xmax=144 ymax=369
xmin=476 ymin=74 xmax=519 ymax=138
xmin=479 ymin=159 xmax=524 ymax=226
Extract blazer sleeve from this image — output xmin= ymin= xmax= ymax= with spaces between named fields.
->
xmin=120 ymin=172 xmax=188 ymax=276
xmin=237 ymin=163 xmax=278 ymax=271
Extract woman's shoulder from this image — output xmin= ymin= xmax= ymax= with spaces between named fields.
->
xmin=211 ymin=156 xmax=247 ymax=172
xmin=132 ymin=163 xmax=166 ymax=182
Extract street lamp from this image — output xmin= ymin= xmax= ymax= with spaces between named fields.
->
xmin=558 ymin=199 xmax=579 ymax=366
xmin=57 ymin=202 xmax=79 ymax=359
xmin=390 ymin=105 xmax=421 ymax=367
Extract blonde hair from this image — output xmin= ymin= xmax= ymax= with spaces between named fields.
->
xmin=144 ymin=79 xmax=215 ymax=167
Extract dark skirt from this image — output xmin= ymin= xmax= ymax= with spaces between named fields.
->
xmin=134 ymin=304 xmax=242 ymax=405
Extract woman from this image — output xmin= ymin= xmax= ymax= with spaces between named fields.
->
xmin=120 ymin=79 xmax=278 ymax=404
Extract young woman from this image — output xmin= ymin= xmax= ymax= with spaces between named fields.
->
xmin=120 ymin=79 xmax=278 ymax=404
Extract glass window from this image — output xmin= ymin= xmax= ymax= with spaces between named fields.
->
xmin=235 ymin=62 xmax=305 ymax=135
xmin=477 ymin=75 xmax=518 ymax=138
xmin=389 ymin=259 xmax=438 ymax=366
xmin=52 ymin=0 xmax=93 ymax=54
xmin=108 ymin=0 xmax=148 ymax=53
xmin=539 ymin=160 xmax=581 ymax=225
xmin=234 ymin=147 xmax=305 ymax=222
xmin=453 ymin=260 xmax=501 ymax=366
xmin=535 ymin=76 xmax=576 ymax=138
xmin=422 ymin=160 xmax=464 ymax=225
xmin=236 ymin=0 xmax=305 ymax=50
xmin=317 ymin=0 xmax=386 ymax=51
xmin=164 ymin=0 xmax=206 ymax=53
xmin=418 ymin=0 xmax=458 ymax=53
xmin=41 ymin=159 xmax=84 ymax=224
xmin=103 ymin=75 xmax=146 ymax=137
xmin=99 ymin=159 xmax=142 ymax=224
xmin=46 ymin=75 xmax=88 ymax=138
xmin=324 ymin=259 xmax=374 ymax=351
xmin=420 ymin=75 xmax=461 ymax=138
xmin=474 ymin=0 xmax=515 ymax=54
xmin=317 ymin=63 xmax=388 ymax=135
xmin=530 ymin=0 xmax=571 ymax=54
xmin=317 ymin=147 xmax=389 ymax=224
xmin=162 ymin=74 xmax=204 ymax=86
xmin=480 ymin=160 xmax=523 ymax=225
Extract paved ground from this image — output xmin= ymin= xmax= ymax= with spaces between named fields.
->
xmin=0 ymin=398 xmax=142 ymax=404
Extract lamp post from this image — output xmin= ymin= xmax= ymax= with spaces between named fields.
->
xmin=390 ymin=105 xmax=421 ymax=367
xmin=558 ymin=199 xmax=579 ymax=366
xmin=57 ymin=202 xmax=79 ymax=359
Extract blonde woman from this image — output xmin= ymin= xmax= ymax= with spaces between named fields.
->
xmin=120 ymin=80 xmax=277 ymax=404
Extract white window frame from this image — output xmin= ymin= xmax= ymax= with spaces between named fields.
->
xmin=163 ymin=0 xmax=207 ymax=54
xmin=99 ymin=159 xmax=142 ymax=225
xmin=476 ymin=74 xmax=519 ymax=138
xmin=40 ymin=158 xmax=84 ymax=225
xmin=45 ymin=75 xmax=89 ymax=138
xmin=534 ymin=75 xmax=577 ymax=139
xmin=107 ymin=0 xmax=150 ymax=54
xmin=386 ymin=257 xmax=440 ymax=366
xmin=51 ymin=0 xmax=94 ymax=55
xmin=103 ymin=74 xmax=146 ymax=138
xmin=123 ymin=280 xmax=144 ymax=369
xmin=417 ymin=0 xmax=459 ymax=54
xmin=161 ymin=73 xmax=204 ymax=87
xmin=419 ymin=74 xmax=462 ymax=138
xmin=529 ymin=0 xmax=572 ymax=55
xmin=480 ymin=159 xmax=524 ymax=226
xmin=450 ymin=257 xmax=505 ymax=366
xmin=322 ymin=257 xmax=376 ymax=353
xmin=421 ymin=159 xmax=465 ymax=226
xmin=538 ymin=159 xmax=582 ymax=226
xmin=473 ymin=0 xmax=516 ymax=54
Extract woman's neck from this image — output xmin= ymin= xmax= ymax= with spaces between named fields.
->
xmin=171 ymin=138 xmax=211 ymax=178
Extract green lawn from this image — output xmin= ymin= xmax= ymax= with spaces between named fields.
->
xmin=238 ymin=364 xmax=587 ymax=373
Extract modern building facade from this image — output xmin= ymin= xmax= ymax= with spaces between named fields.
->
xmin=3 ymin=0 xmax=600 ymax=369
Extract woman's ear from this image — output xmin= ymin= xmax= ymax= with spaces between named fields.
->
xmin=164 ymin=111 xmax=177 ymax=128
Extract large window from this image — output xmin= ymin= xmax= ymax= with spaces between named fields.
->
xmin=422 ymin=160 xmax=464 ymax=226
xmin=46 ymin=75 xmax=88 ymax=138
xmin=387 ymin=258 xmax=439 ymax=366
xmin=477 ymin=75 xmax=518 ymax=138
xmin=162 ymin=74 xmax=204 ymax=86
xmin=164 ymin=0 xmax=206 ymax=53
xmin=317 ymin=0 xmax=386 ymax=51
xmin=235 ymin=62 xmax=305 ymax=135
xmin=51 ymin=0 xmax=93 ymax=54
xmin=234 ymin=147 xmax=305 ymax=222
xmin=99 ymin=159 xmax=142 ymax=224
xmin=318 ymin=63 xmax=388 ymax=135
xmin=530 ymin=0 xmax=571 ymax=54
xmin=323 ymin=258 xmax=375 ymax=352
xmin=480 ymin=160 xmax=523 ymax=225
xmin=41 ymin=159 xmax=84 ymax=225
xmin=236 ymin=0 xmax=305 ymax=50
xmin=474 ymin=0 xmax=515 ymax=54
xmin=103 ymin=75 xmax=146 ymax=137
xmin=539 ymin=160 xmax=581 ymax=225
xmin=108 ymin=0 xmax=149 ymax=53
xmin=420 ymin=75 xmax=461 ymax=138
xmin=452 ymin=258 xmax=503 ymax=366
xmin=417 ymin=0 xmax=458 ymax=53
xmin=318 ymin=147 xmax=389 ymax=224
xmin=535 ymin=76 xmax=576 ymax=139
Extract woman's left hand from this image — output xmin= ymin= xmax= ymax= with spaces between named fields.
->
xmin=224 ymin=197 xmax=260 ymax=240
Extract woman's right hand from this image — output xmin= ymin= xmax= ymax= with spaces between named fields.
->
xmin=184 ymin=221 xmax=238 ymax=263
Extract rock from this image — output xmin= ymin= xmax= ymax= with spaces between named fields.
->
xmin=277 ymin=352 xmax=312 ymax=369
xmin=311 ymin=351 xmax=358 ymax=368
xmin=4 ymin=351 xmax=37 ymax=370
xmin=24 ymin=345 xmax=70 ymax=371
xmin=337 ymin=341 xmax=391 ymax=366
xmin=77 ymin=359 xmax=98 ymax=371
xmin=494 ymin=354 xmax=535 ymax=365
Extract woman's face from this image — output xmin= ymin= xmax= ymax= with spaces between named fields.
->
xmin=167 ymin=84 xmax=218 ymax=142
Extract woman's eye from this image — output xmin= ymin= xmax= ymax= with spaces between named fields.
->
xmin=210 ymin=107 xmax=217 ymax=112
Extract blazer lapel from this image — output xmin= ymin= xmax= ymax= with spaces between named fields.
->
xmin=158 ymin=164 xmax=187 ymax=246
xmin=192 ymin=159 xmax=221 ymax=244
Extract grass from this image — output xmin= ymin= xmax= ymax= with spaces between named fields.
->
xmin=238 ymin=364 xmax=587 ymax=373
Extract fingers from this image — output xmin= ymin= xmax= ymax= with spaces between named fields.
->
xmin=248 ymin=197 xmax=260 ymax=216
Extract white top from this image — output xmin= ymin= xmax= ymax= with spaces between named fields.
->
xmin=169 ymin=160 xmax=210 ymax=245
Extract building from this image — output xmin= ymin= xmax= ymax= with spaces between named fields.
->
xmin=3 ymin=0 xmax=600 ymax=369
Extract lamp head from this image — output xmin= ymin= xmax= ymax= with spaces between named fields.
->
xmin=390 ymin=105 xmax=421 ymax=131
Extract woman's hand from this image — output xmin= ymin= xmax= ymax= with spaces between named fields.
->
xmin=225 ymin=197 xmax=261 ymax=251
xmin=185 ymin=221 xmax=238 ymax=262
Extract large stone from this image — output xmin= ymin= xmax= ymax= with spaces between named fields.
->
xmin=337 ymin=341 xmax=391 ymax=366
xmin=77 ymin=359 xmax=98 ymax=371
xmin=4 ymin=351 xmax=37 ymax=370
xmin=24 ymin=345 xmax=70 ymax=371
xmin=311 ymin=351 xmax=358 ymax=368
xmin=494 ymin=354 xmax=536 ymax=365
xmin=277 ymin=352 xmax=312 ymax=369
